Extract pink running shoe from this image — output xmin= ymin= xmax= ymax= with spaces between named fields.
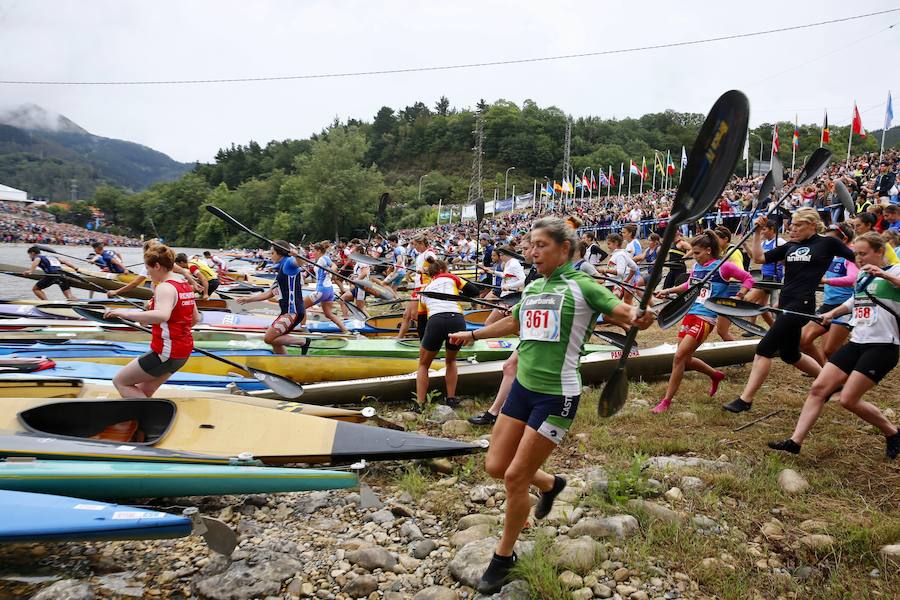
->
xmin=709 ymin=371 xmax=726 ymax=397
xmin=651 ymin=398 xmax=672 ymax=413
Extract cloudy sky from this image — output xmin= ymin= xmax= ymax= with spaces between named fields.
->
xmin=1 ymin=0 xmax=898 ymax=163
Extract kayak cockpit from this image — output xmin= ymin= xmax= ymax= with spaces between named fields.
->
xmin=18 ymin=399 xmax=176 ymax=445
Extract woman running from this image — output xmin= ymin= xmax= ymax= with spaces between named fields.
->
xmin=305 ymin=241 xmax=350 ymax=333
xmin=711 ymin=226 xmax=746 ymax=341
xmin=237 ymin=241 xmax=309 ymax=354
xmin=416 ymin=259 xmax=481 ymax=407
xmin=105 ymin=244 xmax=200 ymax=397
xmin=723 ymin=208 xmax=857 ymax=413
xmin=768 ymin=232 xmax=899 ymax=459
xmin=742 ymin=220 xmax=785 ymax=328
xmin=652 ymin=230 xmax=754 ymax=413
xmin=799 ymin=222 xmax=857 ymax=365
xmin=449 ymin=217 xmax=654 ymax=594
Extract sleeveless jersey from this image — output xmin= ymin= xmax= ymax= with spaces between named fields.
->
xmin=315 ymin=256 xmax=334 ymax=291
xmin=149 ymin=279 xmax=195 ymax=360
xmin=100 ymin=250 xmax=124 ymax=274
xmin=37 ymin=255 xmax=61 ymax=274
xmin=512 ymin=263 xmax=620 ymax=396
xmin=848 ymin=266 xmax=900 ymax=344
xmin=189 ymin=260 xmax=216 ymax=281
xmin=687 ymin=259 xmax=730 ymax=320
xmin=760 ymin=237 xmax=784 ymax=280
xmin=823 ymin=257 xmax=853 ymax=305
xmin=275 ymin=256 xmax=304 ymax=315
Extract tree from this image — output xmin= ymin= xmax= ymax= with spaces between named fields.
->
xmin=435 ymin=96 xmax=450 ymax=116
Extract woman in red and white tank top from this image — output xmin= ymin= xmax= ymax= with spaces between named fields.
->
xmin=106 ymin=244 xmax=201 ymax=397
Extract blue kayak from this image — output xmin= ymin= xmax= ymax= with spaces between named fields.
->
xmin=0 ymin=360 xmax=265 ymax=390
xmin=0 ymin=489 xmax=192 ymax=542
xmin=0 ymin=341 xmax=274 ymax=359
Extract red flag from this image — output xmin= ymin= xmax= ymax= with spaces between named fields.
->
xmin=852 ymin=103 xmax=866 ymax=137
xmin=589 ymin=172 xmax=596 ymax=190
xmin=822 ymin=111 xmax=830 ymax=144
xmin=772 ymin=126 xmax=780 ymax=154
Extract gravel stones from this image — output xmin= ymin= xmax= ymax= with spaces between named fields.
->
xmin=194 ymin=557 xmax=302 ymax=600
xmin=31 ymin=580 xmax=95 ymax=600
xmin=346 ymin=546 xmax=398 ymax=571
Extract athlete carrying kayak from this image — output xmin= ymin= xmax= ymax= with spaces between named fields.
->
xmin=104 ymin=244 xmax=200 ymax=397
xmin=768 ymin=232 xmax=899 ymax=459
xmin=24 ymin=246 xmax=78 ymax=301
xmin=448 ymin=217 xmax=654 ymax=594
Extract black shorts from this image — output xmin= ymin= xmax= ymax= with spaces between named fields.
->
xmin=501 ymin=378 xmax=580 ymax=446
xmin=663 ymin=265 xmax=687 ymax=289
xmin=755 ymin=297 xmax=815 ymax=363
xmin=420 ymin=313 xmax=465 ymax=352
xmin=137 ymin=352 xmax=188 ymax=377
xmin=207 ymin=279 xmax=220 ymax=296
xmin=814 ymin=302 xmax=851 ymax=330
xmin=829 ymin=342 xmax=899 ymax=383
xmin=416 ymin=313 xmax=428 ymax=341
xmin=35 ymin=275 xmax=70 ymax=291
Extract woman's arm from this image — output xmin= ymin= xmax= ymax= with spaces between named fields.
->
xmin=237 ymin=287 xmax=276 ymax=304
xmin=719 ymin=262 xmax=755 ymax=297
xmin=108 ymin=282 xmax=177 ymax=325
xmin=824 ymin=259 xmax=859 ymax=287
xmin=108 ymin=275 xmax=147 ymax=297
xmin=449 ymin=315 xmax=518 ymax=346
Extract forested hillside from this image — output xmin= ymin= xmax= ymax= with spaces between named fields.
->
xmin=76 ymin=98 xmax=883 ymax=246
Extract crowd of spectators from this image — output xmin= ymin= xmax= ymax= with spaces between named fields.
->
xmin=0 ymin=201 xmax=140 ymax=247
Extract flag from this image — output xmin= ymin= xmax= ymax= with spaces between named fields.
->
xmin=619 ymin=163 xmax=624 ymax=183
xmin=553 ymin=180 xmax=562 ymax=194
xmin=582 ymin=175 xmax=590 ymax=189
xmin=680 ymin=146 xmax=687 ymax=168
xmin=562 ymin=178 xmax=572 ymax=193
xmin=629 ymin=161 xmax=641 ymax=177
xmin=885 ymin=92 xmax=894 ymax=130
xmin=598 ymin=171 xmax=609 ymax=187
xmin=540 ymin=183 xmax=551 ymax=197
xmin=792 ymin=121 xmax=799 ymax=150
xmin=666 ymin=155 xmax=676 ymax=175
xmin=772 ymin=126 xmax=780 ymax=154
xmin=641 ymin=157 xmax=649 ymax=179
xmin=822 ymin=111 xmax=830 ymax=144
xmin=655 ymin=154 xmax=665 ymax=173
xmin=589 ymin=172 xmax=597 ymax=190
xmin=852 ymin=103 xmax=866 ymax=137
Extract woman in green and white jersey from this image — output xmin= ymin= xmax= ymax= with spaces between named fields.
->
xmin=769 ymin=232 xmax=899 ymax=460
xmin=449 ymin=217 xmax=654 ymax=594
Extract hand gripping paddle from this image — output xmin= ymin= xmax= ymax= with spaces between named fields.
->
xmin=657 ymin=147 xmax=832 ymax=330
xmin=597 ymin=90 xmax=750 ymax=418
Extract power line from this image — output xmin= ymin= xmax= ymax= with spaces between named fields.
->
xmin=2 ymin=8 xmax=898 ymax=86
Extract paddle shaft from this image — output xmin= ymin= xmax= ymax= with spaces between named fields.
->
xmin=34 ymin=245 xmax=96 ymax=267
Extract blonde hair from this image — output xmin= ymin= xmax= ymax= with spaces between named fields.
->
xmin=791 ymin=207 xmax=824 ymax=233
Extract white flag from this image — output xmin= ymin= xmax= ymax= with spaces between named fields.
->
xmin=680 ymin=145 xmax=688 ymax=168
xmin=743 ymin=135 xmax=749 ymax=161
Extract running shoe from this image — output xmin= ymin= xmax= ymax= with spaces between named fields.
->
xmin=709 ymin=371 xmax=726 ymax=397
xmin=886 ymin=432 xmax=899 ymax=460
xmin=723 ymin=398 xmax=752 ymax=413
xmin=651 ymin=398 xmax=672 ymax=413
xmin=468 ymin=411 xmax=497 ymax=426
xmin=534 ymin=475 xmax=566 ymax=519
xmin=767 ymin=438 xmax=801 ymax=454
xmin=476 ymin=552 xmax=518 ymax=595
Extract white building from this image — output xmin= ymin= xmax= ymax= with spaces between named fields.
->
xmin=0 ymin=184 xmax=29 ymax=203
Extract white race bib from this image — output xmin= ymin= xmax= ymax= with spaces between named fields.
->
xmin=47 ymin=257 xmax=61 ymax=267
xmin=853 ymin=297 xmax=877 ymax=326
xmin=694 ymin=280 xmax=711 ymax=305
xmin=520 ymin=293 xmax=563 ymax=342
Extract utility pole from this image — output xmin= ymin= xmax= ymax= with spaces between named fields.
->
xmin=561 ymin=118 xmax=572 ymax=208
xmin=466 ymin=111 xmax=485 ymax=220
xmin=69 ymin=179 xmax=78 ymax=202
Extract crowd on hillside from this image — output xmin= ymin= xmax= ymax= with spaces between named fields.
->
xmin=395 ymin=149 xmax=899 ymax=252
xmin=0 ymin=200 xmax=141 ymax=246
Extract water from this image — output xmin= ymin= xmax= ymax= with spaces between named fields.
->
xmin=0 ymin=243 xmax=209 ymax=300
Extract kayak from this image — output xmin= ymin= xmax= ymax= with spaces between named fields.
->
xmin=0 ymin=459 xmax=358 ymax=499
xmin=0 ymin=490 xmax=192 ymax=542
xmin=280 ymin=340 xmax=760 ymax=405
xmin=364 ymin=312 xmax=481 ymax=336
xmin=0 ymin=430 xmax=256 ymax=465
xmin=54 ymin=354 xmax=439 ymax=383
xmin=0 ymin=397 xmax=487 ymax=464
xmin=0 ymin=376 xmax=376 ymax=423
xmin=0 ymin=361 xmax=266 ymax=391
xmin=0 ymin=263 xmax=154 ymax=300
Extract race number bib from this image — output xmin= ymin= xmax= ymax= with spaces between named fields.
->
xmin=694 ymin=281 xmax=711 ymax=305
xmin=853 ymin=297 xmax=877 ymax=326
xmin=47 ymin=257 xmax=61 ymax=267
xmin=520 ymin=293 xmax=563 ymax=342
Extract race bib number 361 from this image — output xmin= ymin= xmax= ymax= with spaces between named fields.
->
xmin=520 ymin=293 xmax=563 ymax=342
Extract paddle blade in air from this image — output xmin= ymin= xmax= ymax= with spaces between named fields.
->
xmin=794 ymin=148 xmax=832 ymax=187
xmin=834 ymin=179 xmax=855 ymax=216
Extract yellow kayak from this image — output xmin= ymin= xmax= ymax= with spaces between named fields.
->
xmin=62 ymin=354 xmax=440 ymax=383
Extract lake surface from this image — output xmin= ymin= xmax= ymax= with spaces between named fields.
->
xmin=0 ymin=243 xmax=210 ymax=300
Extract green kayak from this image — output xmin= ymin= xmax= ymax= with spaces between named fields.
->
xmin=0 ymin=459 xmax=358 ymax=499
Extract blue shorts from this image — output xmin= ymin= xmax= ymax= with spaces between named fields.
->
xmin=310 ymin=288 xmax=335 ymax=304
xmin=501 ymin=378 xmax=580 ymax=445
xmin=385 ymin=269 xmax=406 ymax=285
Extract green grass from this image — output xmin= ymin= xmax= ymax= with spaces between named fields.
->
xmin=395 ymin=464 xmax=429 ymax=501
xmin=510 ymin=533 xmax=570 ymax=600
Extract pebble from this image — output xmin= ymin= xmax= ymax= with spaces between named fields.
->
xmin=593 ymin=582 xmax=613 ymax=598
xmin=412 ymin=586 xmax=458 ymax=600
xmin=449 ymin=524 xmax=491 ymax=548
xmin=777 ymin=469 xmax=809 ymax=494
xmin=343 ymin=574 xmax=378 ymax=597
xmin=441 ymin=420 xmax=471 ymax=436
xmin=664 ymin=487 xmax=684 ymax=503
xmin=558 ymin=570 xmax=583 ymax=589
xmin=410 ymin=539 xmax=437 ymax=559
xmin=571 ymin=588 xmax=593 ymax=600
xmin=626 ymin=499 xmax=682 ymax=524
xmin=646 ymin=455 xmax=732 ymax=472
xmin=430 ymin=404 xmax=459 ymax=424
xmin=31 ymin=580 xmax=95 ymax=600
xmin=678 ymin=476 xmax=706 ymax=494
xmin=553 ymin=536 xmax=604 ymax=574
xmin=880 ymin=544 xmax=900 ymax=565
xmin=568 ymin=515 xmax=639 ymax=540
xmin=346 ymin=546 xmax=398 ymax=571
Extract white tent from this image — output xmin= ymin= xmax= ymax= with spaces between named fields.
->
xmin=0 ymin=184 xmax=28 ymax=203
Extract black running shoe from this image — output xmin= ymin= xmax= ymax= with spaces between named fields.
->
xmin=534 ymin=475 xmax=566 ymax=520
xmin=299 ymin=339 xmax=311 ymax=356
xmin=767 ymin=438 xmax=801 ymax=454
xmin=445 ymin=396 xmax=461 ymax=408
xmin=468 ymin=411 xmax=497 ymax=426
xmin=723 ymin=398 xmax=753 ymax=413
xmin=476 ymin=552 xmax=517 ymax=595
xmin=886 ymin=432 xmax=899 ymax=460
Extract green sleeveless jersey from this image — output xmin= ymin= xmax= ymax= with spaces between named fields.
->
xmin=512 ymin=262 xmax=621 ymax=396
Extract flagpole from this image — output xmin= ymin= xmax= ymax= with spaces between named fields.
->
xmin=618 ymin=163 xmax=623 ymax=197
xmin=639 ymin=157 xmax=645 ymax=195
xmin=791 ymin=114 xmax=797 ymax=174
xmin=607 ymin=165 xmax=612 ymax=201
xmin=627 ymin=162 xmax=632 ymax=199
xmin=532 ymin=179 xmax=537 ymax=212
xmin=436 ymin=198 xmax=442 ymax=226
xmin=846 ymin=100 xmax=854 ymax=169
xmin=880 ymin=91 xmax=892 ymax=163
xmin=651 ymin=152 xmax=657 ymax=190
xmin=770 ymin=125 xmax=776 ymax=164
xmin=820 ymin=109 xmax=825 ymax=148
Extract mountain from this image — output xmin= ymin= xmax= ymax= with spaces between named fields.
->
xmin=0 ymin=104 xmax=191 ymax=200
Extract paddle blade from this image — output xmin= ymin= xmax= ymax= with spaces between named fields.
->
xmin=476 ymin=195 xmax=485 ymax=224
xmin=794 ymin=148 xmax=832 ymax=187
xmin=349 ymin=252 xmax=388 ymax=266
xmin=344 ymin=301 xmax=369 ymax=322
xmin=496 ymin=247 xmax=526 ymax=262
xmin=729 ymin=316 xmax=768 ymax=337
xmin=657 ymin=285 xmax=701 ymax=329
xmin=34 ymin=244 xmax=57 ymax=254
xmin=72 ymin=306 xmax=126 ymax=326
xmin=757 ymin=170 xmax=775 ymax=207
xmin=592 ymin=329 xmax=627 ymax=349
xmin=375 ymin=193 xmax=390 ymax=230
xmin=247 ymin=367 xmax=304 ymax=399
xmin=770 ymin=154 xmax=784 ymax=195
xmin=597 ymin=367 xmax=629 ymax=417
xmin=672 ymin=90 xmax=750 ymax=223
xmin=834 ymin=179 xmax=855 ymax=216
xmin=198 ymin=516 xmax=237 ymax=556
xmin=702 ymin=297 xmax=763 ymax=318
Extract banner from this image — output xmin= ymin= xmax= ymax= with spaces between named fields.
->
xmin=514 ymin=193 xmax=534 ymax=210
